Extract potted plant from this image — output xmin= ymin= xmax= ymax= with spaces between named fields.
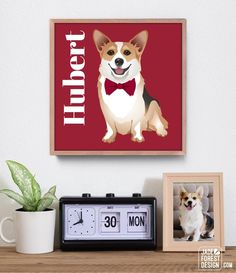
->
xmin=0 ymin=160 xmax=57 ymax=254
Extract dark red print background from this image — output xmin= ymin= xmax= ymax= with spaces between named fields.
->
xmin=53 ymin=22 xmax=184 ymax=152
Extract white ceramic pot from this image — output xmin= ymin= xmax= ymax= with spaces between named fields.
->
xmin=0 ymin=208 xmax=56 ymax=254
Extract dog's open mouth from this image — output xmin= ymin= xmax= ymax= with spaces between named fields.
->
xmin=184 ymin=203 xmax=196 ymax=211
xmin=109 ymin=64 xmax=131 ymax=75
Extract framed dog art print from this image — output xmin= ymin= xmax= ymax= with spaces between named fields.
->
xmin=163 ymin=173 xmax=224 ymax=252
xmin=50 ymin=19 xmax=186 ymax=155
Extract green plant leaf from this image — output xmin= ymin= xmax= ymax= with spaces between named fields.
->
xmin=36 ymin=198 xmax=53 ymax=211
xmin=45 ymin=192 xmax=58 ymax=201
xmin=4 ymin=161 xmax=57 ymax=212
xmin=6 ymin=160 xmax=41 ymax=204
xmin=31 ymin=174 xmax=41 ymax=203
xmin=0 ymin=189 xmax=35 ymax=211
xmin=36 ymin=186 xmax=57 ymax=211
xmin=48 ymin=185 xmax=57 ymax=197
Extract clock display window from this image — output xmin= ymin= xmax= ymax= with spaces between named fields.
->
xmin=127 ymin=212 xmax=147 ymax=233
xmin=101 ymin=212 xmax=120 ymax=233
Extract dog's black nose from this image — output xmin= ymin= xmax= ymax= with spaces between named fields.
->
xmin=188 ymin=200 xmax=192 ymax=205
xmin=115 ymin=58 xmax=124 ymax=67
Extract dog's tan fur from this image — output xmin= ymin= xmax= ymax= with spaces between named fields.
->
xmin=94 ymin=30 xmax=168 ymax=143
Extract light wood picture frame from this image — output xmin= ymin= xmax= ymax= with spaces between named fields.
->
xmin=50 ymin=19 xmax=186 ymax=155
xmin=163 ymin=173 xmax=224 ymax=252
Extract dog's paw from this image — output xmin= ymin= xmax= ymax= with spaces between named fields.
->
xmin=154 ymin=119 xmax=168 ymax=137
xmin=193 ymin=235 xmax=201 ymax=242
xmin=102 ymin=135 xmax=116 ymax=143
xmin=181 ymin=235 xmax=191 ymax=241
xmin=156 ymin=128 xmax=168 ymax=137
xmin=131 ymin=135 xmax=145 ymax=143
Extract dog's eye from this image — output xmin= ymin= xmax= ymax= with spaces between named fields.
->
xmin=184 ymin=197 xmax=188 ymax=201
xmin=193 ymin=197 xmax=197 ymax=200
xmin=123 ymin=49 xmax=131 ymax=56
xmin=107 ymin=50 xmax=115 ymax=56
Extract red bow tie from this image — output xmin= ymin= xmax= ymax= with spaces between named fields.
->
xmin=104 ymin=78 xmax=136 ymax=96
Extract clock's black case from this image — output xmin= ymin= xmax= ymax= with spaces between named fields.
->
xmin=60 ymin=196 xmax=157 ymax=251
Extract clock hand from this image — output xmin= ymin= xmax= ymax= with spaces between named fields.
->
xmin=73 ymin=219 xmax=83 ymax=226
xmin=78 ymin=211 xmax=83 ymax=224
xmin=78 ymin=218 xmax=83 ymax=224
xmin=73 ymin=220 xmax=81 ymax=226
xmin=73 ymin=211 xmax=83 ymax=225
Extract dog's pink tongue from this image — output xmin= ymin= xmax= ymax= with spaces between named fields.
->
xmin=187 ymin=206 xmax=192 ymax=211
xmin=115 ymin=68 xmax=124 ymax=75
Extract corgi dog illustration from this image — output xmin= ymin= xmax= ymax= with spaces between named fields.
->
xmin=179 ymin=186 xmax=214 ymax=241
xmin=93 ymin=30 xmax=168 ymax=143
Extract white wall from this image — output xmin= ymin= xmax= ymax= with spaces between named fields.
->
xmin=0 ymin=0 xmax=236 ymax=247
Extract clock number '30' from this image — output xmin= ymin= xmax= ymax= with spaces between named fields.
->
xmin=104 ymin=216 xmax=117 ymax=228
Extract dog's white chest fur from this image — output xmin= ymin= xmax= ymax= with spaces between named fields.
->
xmin=99 ymin=75 xmax=144 ymax=122
xmin=179 ymin=206 xmax=203 ymax=234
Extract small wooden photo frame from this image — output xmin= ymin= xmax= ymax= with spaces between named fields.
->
xmin=163 ymin=173 xmax=224 ymax=252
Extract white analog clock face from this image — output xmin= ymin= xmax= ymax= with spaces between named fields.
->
xmin=66 ymin=207 xmax=95 ymax=236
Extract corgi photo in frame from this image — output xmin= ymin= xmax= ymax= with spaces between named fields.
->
xmin=178 ymin=185 xmax=214 ymax=242
xmin=93 ymin=30 xmax=168 ymax=143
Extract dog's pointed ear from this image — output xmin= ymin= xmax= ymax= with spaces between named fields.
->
xmin=196 ymin=186 xmax=204 ymax=199
xmin=93 ymin=30 xmax=111 ymax=52
xmin=130 ymin=30 xmax=148 ymax=55
xmin=180 ymin=185 xmax=187 ymax=198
